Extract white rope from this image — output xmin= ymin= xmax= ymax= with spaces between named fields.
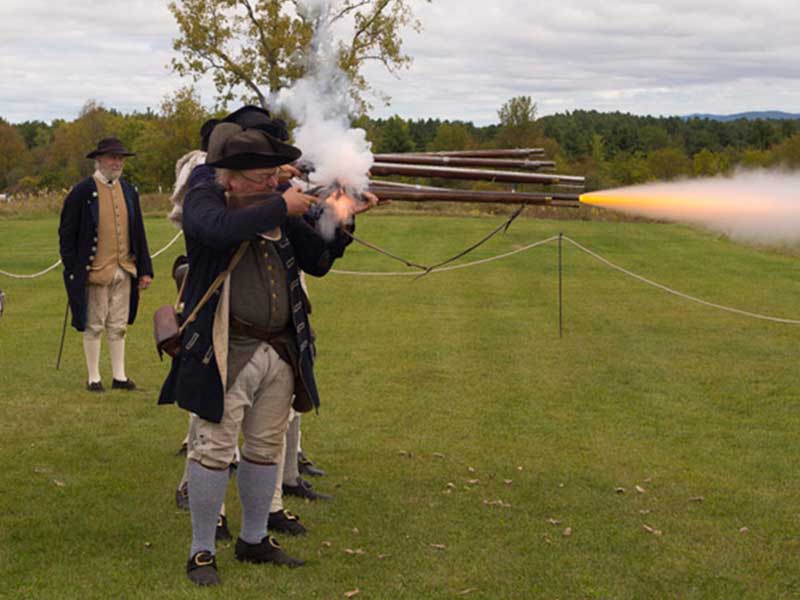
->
xmin=563 ymin=236 xmax=800 ymax=325
xmin=150 ymin=230 xmax=184 ymax=258
xmin=3 ymin=225 xmax=798 ymax=325
xmin=0 ymin=230 xmax=184 ymax=279
xmin=330 ymin=235 xmax=560 ymax=276
xmin=0 ymin=260 xmax=62 ymax=279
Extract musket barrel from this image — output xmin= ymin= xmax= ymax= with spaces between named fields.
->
xmin=407 ymin=148 xmax=545 ymax=158
xmin=368 ymin=186 xmax=580 ymax=206
xmin=373 ymin=154 xmax=556 ymax=170
xmin=370 ymin=162 xmax=585 ymax=186
xmin=369 ymin=180 xmax=451 ymax=192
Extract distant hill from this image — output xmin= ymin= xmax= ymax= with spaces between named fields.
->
xmin=683 ymin=111 xmax=800 ymax=122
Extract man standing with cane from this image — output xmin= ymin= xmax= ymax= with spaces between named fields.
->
xmin=58 ymin=137 xmax=153 ymax=391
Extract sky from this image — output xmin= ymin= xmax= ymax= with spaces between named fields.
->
xmin=2 ymin=0 xmax=799 ymax=125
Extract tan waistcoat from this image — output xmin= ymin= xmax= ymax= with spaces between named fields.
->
xmin=88 ymin=177 xmax=137 ymax=285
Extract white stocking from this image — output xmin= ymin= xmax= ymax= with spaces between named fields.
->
xmin=108 ymin=338 xmax=126 ymax=381
xmin=83 ymin=337 xmax=102 ymax=383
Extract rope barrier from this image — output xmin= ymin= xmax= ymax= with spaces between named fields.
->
xmin=0 ymin=260 xmax=62 ymax=280
xmin=0 ymin=230 xmax=184 ymax=279
xmin=2 ymin=225 xmax=798 ymax=325
xmin=150 ymin=230 xmax=184 ymax=259
xmin=562 ymin=236 xmax=800 ymax=325
xmin=330 ymin=235 xmax=560 ymax=277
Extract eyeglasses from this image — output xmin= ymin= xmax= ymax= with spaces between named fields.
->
xmin=239 ymin=168 xmax=280 ymax=184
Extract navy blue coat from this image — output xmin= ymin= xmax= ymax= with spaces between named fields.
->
xmin=157 ymin=177 xmax=350 ymax=424
xmin=58 ymin=176 xmax=154 ymax=331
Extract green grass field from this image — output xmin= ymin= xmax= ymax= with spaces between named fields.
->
xmin=1 ymin=211 xmax=798 ymax=599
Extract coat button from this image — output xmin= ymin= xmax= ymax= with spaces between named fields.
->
xmin=69 ymin=274 xmax=74 ymax=280
xmin=85 ymin=265 xmax=91 ymax=271
xmin=89 ymin=255 xmax=95 ymax=261
xmin=91 ymin=246 xmax=97 ymax=252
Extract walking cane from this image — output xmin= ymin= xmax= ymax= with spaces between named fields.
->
xmin=56 ymin=301 xmax=69 ymax=370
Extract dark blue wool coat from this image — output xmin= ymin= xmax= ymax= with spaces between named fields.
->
xmin=58 ymin=176 xmax=154 ymax=331
xmin=157 ymin=177 xmax=350 ymax=424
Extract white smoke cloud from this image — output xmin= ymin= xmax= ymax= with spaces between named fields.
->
xmin=273 ymin=0 xmax=373 ymax=192
xmin=271 ymin=0 xmax=374 ymax=240
xmin=583 ymin=170 xmax=800 ymax=246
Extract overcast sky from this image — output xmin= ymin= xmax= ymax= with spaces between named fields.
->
xmin=2 ymin=0 xmax=799 ymax=125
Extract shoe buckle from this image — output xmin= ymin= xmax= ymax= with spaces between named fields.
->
xmin=194 ymin=553 xmax=214 ymax=567
xmin=268 ymin=536 xmax=282 ymax=549
xmin=284 ymin=511 xmax=298 ymax=521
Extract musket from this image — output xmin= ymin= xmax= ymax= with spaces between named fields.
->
xmin=408 ymin=148 xmax=545 ymax=158
xmin=373 ymin=154 xmax=556 ymax=171
xmin=369 ymin=162 xmax=585 ymax=186
xmin=368 ymin=187 xmax=580 ymax=206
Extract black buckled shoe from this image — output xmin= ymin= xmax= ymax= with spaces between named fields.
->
xmin=235 ymin=535 xmax=305 ymax=567
xmin=86 ymin=381 xmax=104 ymax=392
xmin=186 ymin=551 xmax=220 ymax=586
xmin=175 ymin=482 xmax=189 ymax=511
xmin=283 ymin=476 xmax=332 ymax=501
xmin=216 ymin=514 xmax=232 ymax=541
xmin=111 ymin=378 xmax=136 ymax=391
xmin=298 ymin=452 xmax=326 ymax=477
xmin=268 ymin=509 xmax=307 ymax=536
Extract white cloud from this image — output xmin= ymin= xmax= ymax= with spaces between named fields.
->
xmin=1 ymin=0 xmax=799 ymax=124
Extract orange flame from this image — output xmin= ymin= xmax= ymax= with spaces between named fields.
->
xmin=323 ymin=189 xmax=357 ymax=222
xmin=579 ymin=188 xmax=768 ymax=221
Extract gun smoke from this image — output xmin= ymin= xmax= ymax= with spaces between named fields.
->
xmin=273 ymin=0 xmax=374 ymax=240
xmin=582 ymin=170 xmax=800 ymax=246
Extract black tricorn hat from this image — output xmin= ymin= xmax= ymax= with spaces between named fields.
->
xmin=199 ymin=118 xmax=221 ymax=152
xmin=205 ymin=123 xmax=302 ymax=169
xmin=86 ymin=137 xmax=135 ymax=159
xmin=223 ymin=105 xmax=289 ymax=141
xmin=223 ymin=105 xmax=271 ymax=127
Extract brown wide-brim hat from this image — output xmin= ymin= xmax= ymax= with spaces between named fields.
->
xmin=86 ymin=137 xmax=135 ymax=159
xmin=205 ymin=123 xmax=301 ymax=170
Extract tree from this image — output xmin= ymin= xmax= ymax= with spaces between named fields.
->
xmin=130 ymin=88 xmax=210 ymax=191
xmin=375 ymin=115 xmax=414 ymax=153
xmin=647 ymin=147 xmax=690 ymax=181
xmin=747 ymin=119 xmax=779 ymax=151
xmin=607 ymin=152 xmax=651 ymax=186
xmin=498 ymin=96 xmax=537 ymax=129
xmin=590 ymin=133 xmax=605 ymax=164
xmin=41 ymin=101 xmax=123 ymax=190
xmin=639 ymin=125 xmax=670 ymax=152
xmin=495 ymin=96 xmax=540 ymax=148
xmin=169 ymin=0 xmax=425 ymax=112
xmin=0 ymin=120 xmax=32 ymax=191
xmin=429 ymin=122 xmax=474 ymax=152
xmin=771 ymin=133 xmax=800 ymax=169
xmin=692 ymin=149 xmax=719 ymax=177
xmin=15 ymin=120 xmax=53 ymax=149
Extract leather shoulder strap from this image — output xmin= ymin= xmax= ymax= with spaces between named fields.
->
xmin=178 ymin=241 xmax=248 ymax=333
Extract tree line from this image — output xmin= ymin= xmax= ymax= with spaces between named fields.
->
xmin=2 ymin=94 xmax=799 ymax=195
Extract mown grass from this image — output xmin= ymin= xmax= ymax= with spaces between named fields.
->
xmin=0 ymin=211 xmax=799 ymax=599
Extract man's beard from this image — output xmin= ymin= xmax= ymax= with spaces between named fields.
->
xmin=99 ymin=165 xmax=123 ymax=182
